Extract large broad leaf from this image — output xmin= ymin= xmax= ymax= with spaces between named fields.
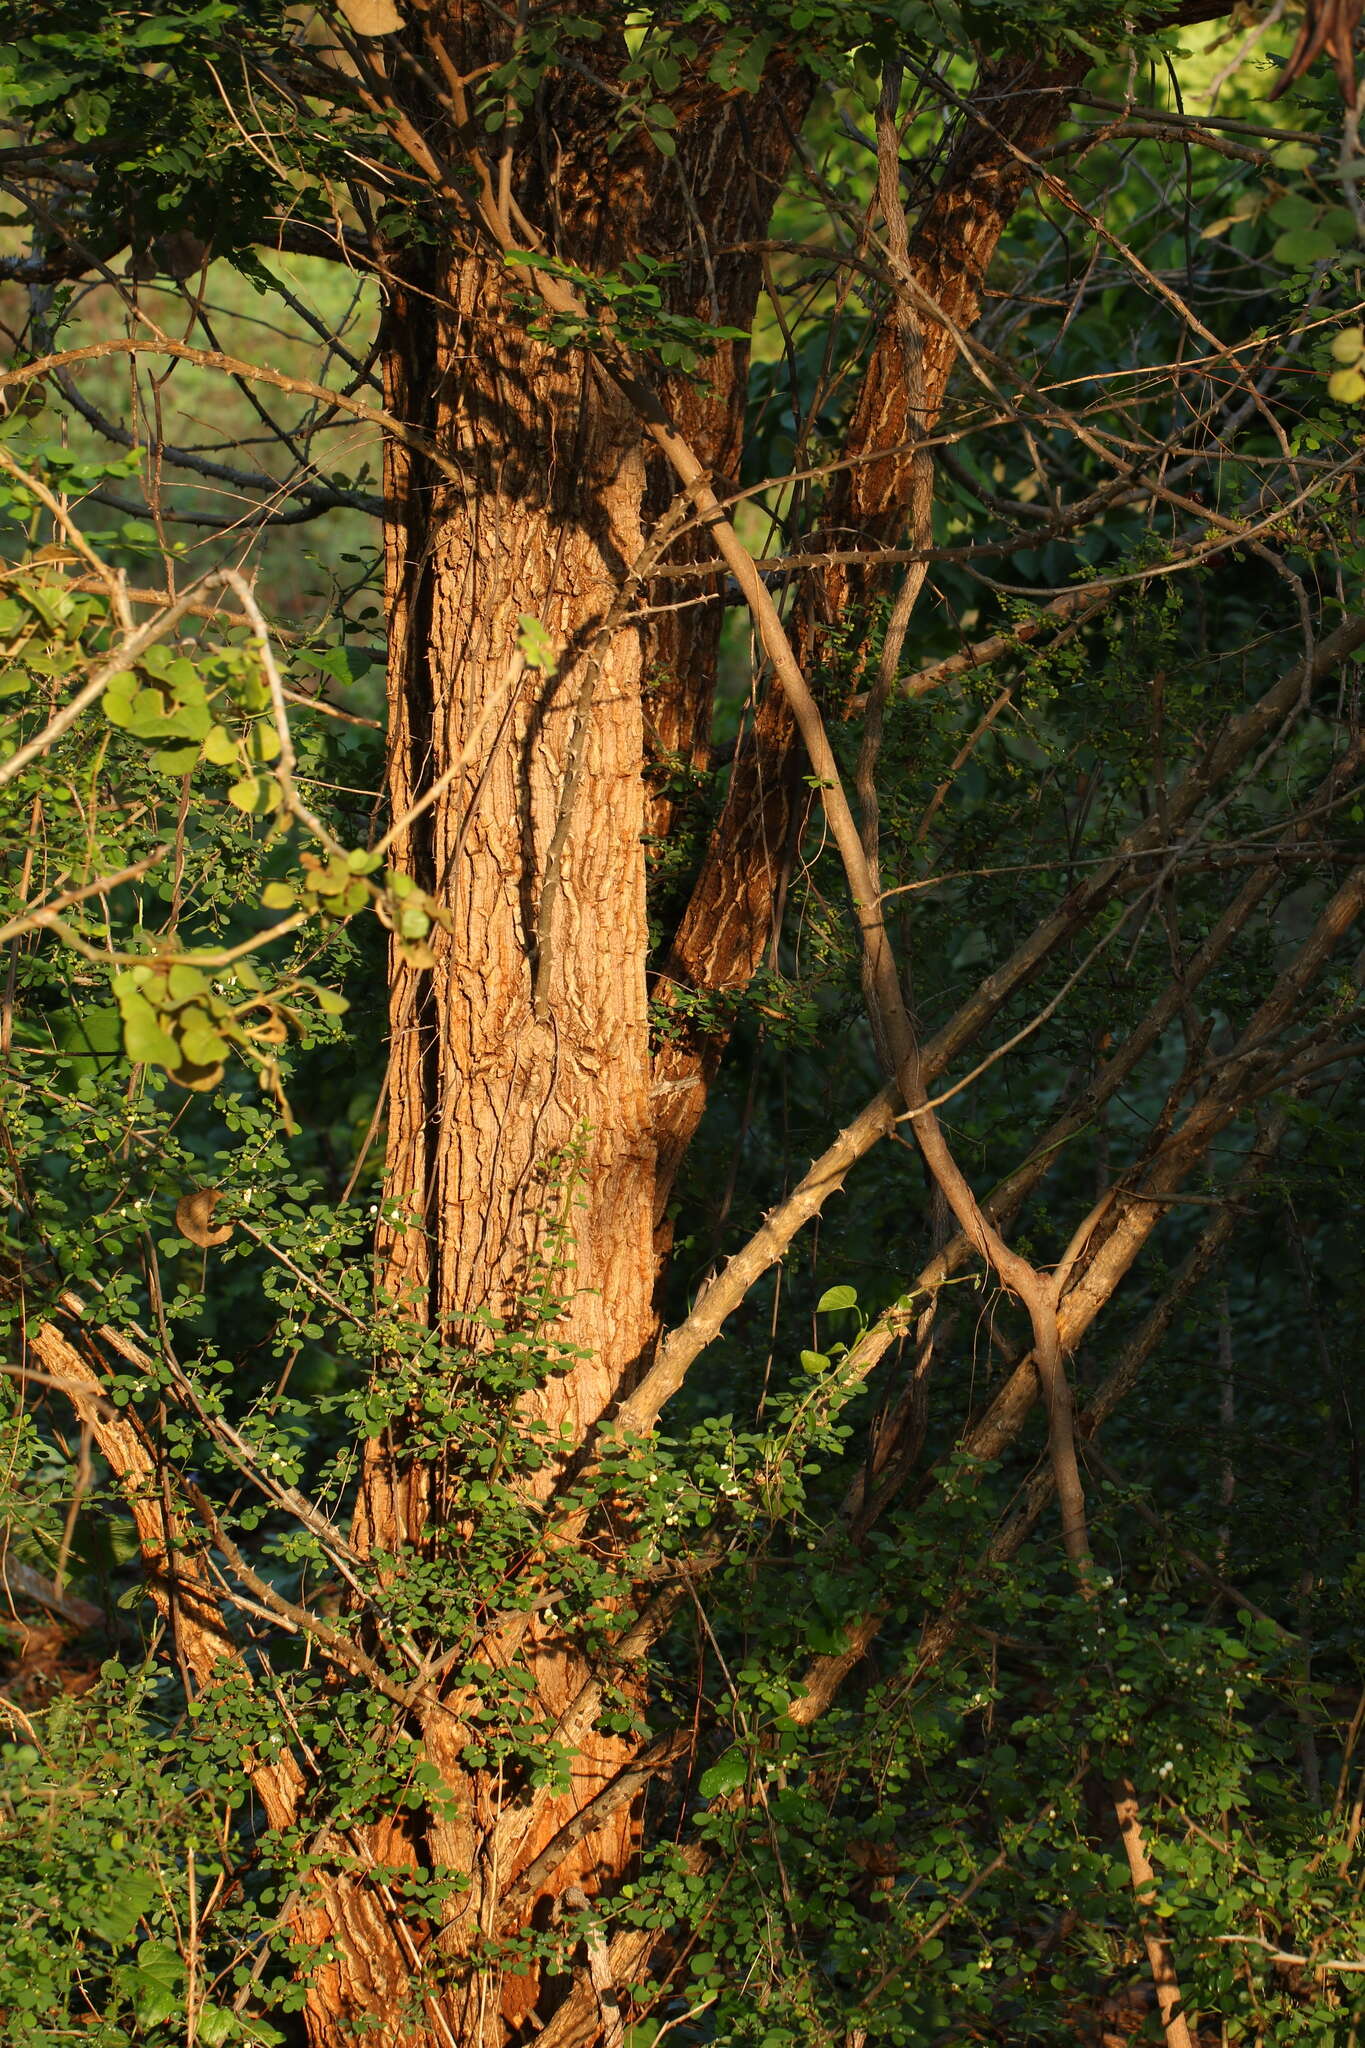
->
xmin=112 ymin=981 xmax=180 ymax=1071
xmin=698 ymin=1747 xmax=746 ymax=1799
xmin=85 ymin=1871 xmax=159 ymax=1943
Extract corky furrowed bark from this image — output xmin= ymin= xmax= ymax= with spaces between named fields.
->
xmin=359 ymin=245 xmax=658 ymax=2043
xmin=344 ymin=30 xmax=804 ymax=2041
xmin=639 ymin=69 xmax=811 ymax=832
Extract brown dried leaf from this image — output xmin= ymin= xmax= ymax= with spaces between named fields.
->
xmin=175 ymin=1188 xmax=234 ymax=1248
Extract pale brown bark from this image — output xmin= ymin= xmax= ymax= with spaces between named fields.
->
xmin=386 ymin=272 xmax=658 ymax=1440
xmin=1113 ymin=1780 xmax=1198 ymax=2048
xmin=361 ymin=248 xmax=659 ymax=2037
xmin=345 ymin=49 xmax=806 ymax=2035
xmin=641 ymin=69 xmax=811 ymax=825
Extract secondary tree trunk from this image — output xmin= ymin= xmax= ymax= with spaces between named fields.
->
xmin=650 ymin=50 xmax=1086 ymax=1204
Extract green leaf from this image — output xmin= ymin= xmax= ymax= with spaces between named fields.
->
xmin=1267 ymin=191 xmax=1317 ymax=232
xmin=123 ymin=682 xmax=212 ymax=742
xmin=309 ymin=643 xmax=378 ymax=685
xmin=517 ymin=613 xmax=558 ymax=674
xmin=115 ymin=987 xmax=180 ymax=1071
xmin=815 ymin=1284 xmax=858 ymax=1314
xmin=178 ymin=1017 xmax=231 ymax=1066
xmin=1272 ymin=227 xmax=1337 ymax=268
xmin=203 ymin=722 xmax=240 ymax=765
xmin=306 ymin=860 xmax=350 ymax=897
xmin=196 ymin=2005 xmax=239 ymax=2047
xmin=698 ymin=1747 xmax=746 ymax=1799
xmin=133 ymin=1940 xmax=184 ymax=1988
xmin=261 ymin=881 xmax=296 ymax=909
xmin=799 ymin=1349 xmax=829 ymax=1374
xmin=55 ymin=1002 xmax=122 ymax=1068
xmin=166 ymin=963 xmax=209 ymax=1003
xmin=1318 ymin=206 xmax=1359 ymax=248
xmin=102 ymin=671 xmax=139 ymax=726
xmin=134 ymin=1985 xmax=182 ymax=2028
xmin=733 ymin=31 xmax=775 ymax=91
xmin=151 ymin=742 xmax=204 ymax=775
xmin=69 ymin=90 xmax=112 ymax=143
xmin=228 ymin=775 xmax=262 ymax=812
xmin=86 ymin=1871 xmax=158 ymax=1942
xmin=130 ymin=19 xmax=187 ymax=44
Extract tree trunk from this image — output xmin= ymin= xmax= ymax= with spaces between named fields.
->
xmin=650 ymin=51 xmax=1086 ymax=1204
xmin=325 ymin=55 xmax=800 ymax=2042
xmin=355 ymin=245 xmax=658 ymax=2043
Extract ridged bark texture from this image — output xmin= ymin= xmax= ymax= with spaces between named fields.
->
xmin=362 ymin=252 xmax=655 ymax=2042
xmin=341 ymin=47 xmax=803 ymax=2043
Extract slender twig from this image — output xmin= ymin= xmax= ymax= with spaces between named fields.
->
xmin=1212 ymin=1934 xmax=1365 ymax=1972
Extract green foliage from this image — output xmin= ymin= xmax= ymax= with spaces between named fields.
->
xmin=508 ymin=250 xmax=749 ymax=374
xmin=0 ymin=1663 xmax=279 ymax=2046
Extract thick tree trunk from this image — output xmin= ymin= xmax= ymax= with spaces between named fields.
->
xmin=327 ymin=60 xmax=800 ymax=2042
xmin=376 ymin=249 xmax=659 ymax=1474
xmin=354 ymin=249 xmax=658 ymax=2043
